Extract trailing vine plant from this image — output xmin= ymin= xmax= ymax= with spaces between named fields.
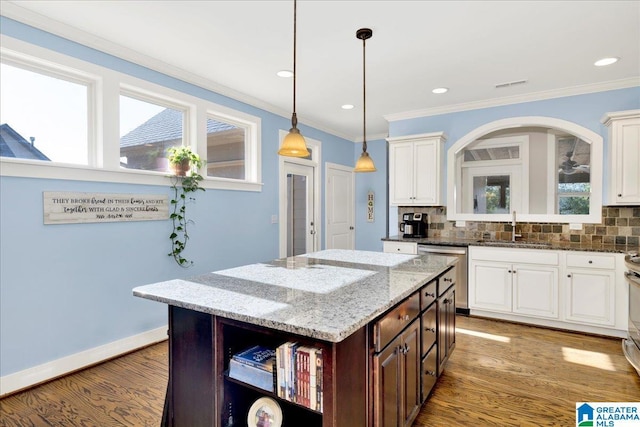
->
xmin=167 ymin=146 xmax=205 ymax=267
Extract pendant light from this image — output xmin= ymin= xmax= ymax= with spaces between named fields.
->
xmin=354 ymin=28 xmax=376 ymax=172
xmin=278 ymin=0 xmax=310 ymax=157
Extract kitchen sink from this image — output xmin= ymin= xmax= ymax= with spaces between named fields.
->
xmin=476 ymin=240 xmax=553 ymax=248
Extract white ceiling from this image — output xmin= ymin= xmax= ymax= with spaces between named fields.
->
xmin=2 ymin=1 xmax=639 ymax=141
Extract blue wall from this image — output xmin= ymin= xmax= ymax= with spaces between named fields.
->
xmin=0 ymin=17 xmax=388 ymax=376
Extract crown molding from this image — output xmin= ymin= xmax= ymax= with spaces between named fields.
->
xmin=0 ymin=2 xmax=352 ymax=141
xmin=384 ymin=77 xmax=640 ymax=123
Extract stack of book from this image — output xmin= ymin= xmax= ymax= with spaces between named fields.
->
xmin=275 ymin=342 xmax=323 ymax=412
xmin=228 ymin=345 xmax=276 ymax=392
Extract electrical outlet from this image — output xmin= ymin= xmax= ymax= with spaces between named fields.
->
xmin=271 ymin=215 xmax=278 ymax=224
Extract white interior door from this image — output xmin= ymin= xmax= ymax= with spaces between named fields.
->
xmin=325 ymin=163 xmax=354 ymax=249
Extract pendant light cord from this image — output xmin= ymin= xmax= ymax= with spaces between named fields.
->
xmin=362 ymin=34 xmax=367 ymax=153
xmin=292 ymin=0 xmax=298 ymax=128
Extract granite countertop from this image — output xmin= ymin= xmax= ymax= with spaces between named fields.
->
xmin=133 ymin=249 xmax=457 ymax=343
xmin=384 ymin=235 xmax=639 ymax=254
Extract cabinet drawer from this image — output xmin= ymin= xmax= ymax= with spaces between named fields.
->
xmin=373 ymin=292 xmax=420 ymax=352
xmin=421 ymin=304 xmax=437 ymax=356
xmin=383 ymin=241 xmax=418 ymax=255
xmin=421 ymin=344 xmax=438 ymax=402
xmin=420 ymin=280 xmax=437 ymax=311
xmin=438 ymin=267 xmax=456 ymax=296
xmin=566 ymin=253 xmax=616 ymax=270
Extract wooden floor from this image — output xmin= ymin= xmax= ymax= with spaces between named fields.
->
xmin=1 ymin=316 xmax=638 ymax=426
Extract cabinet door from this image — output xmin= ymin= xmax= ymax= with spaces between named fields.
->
xmin=469 ymin=261 xmax=512 ymax=312
xmin=389 ymin=142 xmax=415 ymax=205
xmin=512 ymin=265 xmax=559 ymax=319
xmin=401 ymin=321 xmax=421 ymax=427
xmin=565 ymin=269 xmax=616 ymax=326
xmin=413 ymin=140 xmax=439 ymax=205
xmin=612 ymin=117 xmax=640 ymax=204
xmin=438 ymin=287 xmax=456 ymax=372
xmin=374 ymin=338 xmax=400 ymax=427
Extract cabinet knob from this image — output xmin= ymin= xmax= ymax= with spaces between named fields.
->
xmin=508 ymin=270 xmax=512 ymax=273
xmin=567 ymin=274 xmax=572 ymax=278
xmin=425 ymin=370 xmax=436 ymax=377
xmin=349 ymin=226 xmax=354 ymax=230
xmin=618 ymin=194 xmax=622 ymax=197
xmin=588 ymin=260 xmax=593 ymax=264
xmin=443 ymin=298 xmax=450 ymax=304
xmin=513 ymin=270 xmax=516 ymax=274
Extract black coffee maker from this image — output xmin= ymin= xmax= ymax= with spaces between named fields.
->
xmin=400 ymin=212 xmax=428 ymax=238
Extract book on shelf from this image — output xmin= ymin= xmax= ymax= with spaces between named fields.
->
xmin=274 ymin=342 xmax=323 ymax=412
xmin=228 ymin=359 xmax=275 ymax=392
xmin=228 ymin=345 xmax=276 ymax=393
xmin=231 ymin=345 xmax=276 ymax=372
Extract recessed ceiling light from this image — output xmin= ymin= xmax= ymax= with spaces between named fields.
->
xmin=594 ymin=57 xmax=619 ymax=67
xmin=341 ymin=104 xmax=354 ymax=110
xmin=277 ymin=70 xmax=293 ymax=78
xmin=432 ymin=87 xmax=448 ymax=94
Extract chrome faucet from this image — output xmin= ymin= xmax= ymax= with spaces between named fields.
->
xmin=512 ymin=210 xmax=522 ymax=242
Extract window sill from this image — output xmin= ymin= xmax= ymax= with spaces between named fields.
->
xmin=0 ymin=159 xmax=263 ymax=192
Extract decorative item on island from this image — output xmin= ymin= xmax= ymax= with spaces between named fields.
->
xmin=166 ymin=146 xmax=205 ymax=267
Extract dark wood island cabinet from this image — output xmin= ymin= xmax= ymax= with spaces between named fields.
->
xmin=133 ymin=250 xmax=457 ymax=427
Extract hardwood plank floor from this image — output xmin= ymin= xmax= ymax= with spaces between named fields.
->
xmin=1 ymin=316 xmax=638 ymax=426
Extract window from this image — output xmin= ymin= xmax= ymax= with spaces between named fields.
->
xmin=120 ymin=94 xmax=184 ymax=173
xmin=1 ymin=38 xmax=262 ymax=191
xmin=555 ymin=136 xmax=591 ymax=215
xmin=0 ymin=61 xmax=90 ymax=165
xmin=206 ymin=116 xmax=245 ymax=180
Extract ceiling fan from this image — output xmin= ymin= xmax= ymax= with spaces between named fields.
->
xmin=559 ymin=138 xmax=590 ymax=175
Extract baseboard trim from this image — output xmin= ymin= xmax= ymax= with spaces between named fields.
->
xmin=0 ymin=326 xmax=167 ymax=397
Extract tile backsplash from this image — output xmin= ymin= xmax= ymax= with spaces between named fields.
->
xmin=397 ymin=206 xmax=640 ymax=246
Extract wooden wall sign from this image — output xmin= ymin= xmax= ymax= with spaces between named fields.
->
xmin=43 ymin=191 xmax=169 ymax=225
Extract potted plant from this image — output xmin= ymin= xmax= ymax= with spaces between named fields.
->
xmin=167 ymin=146 xmax=205 ymax=267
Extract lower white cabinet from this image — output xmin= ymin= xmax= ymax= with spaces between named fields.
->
xmin=469 ymin=248 xmax=559 ymax=320
xmin=564 ymin=252 xmax=617 ymax=327
xmin=383 ymin=241 xmax=418 ymax=255
xmin=469 ymin=246 xmax=626 ymax=337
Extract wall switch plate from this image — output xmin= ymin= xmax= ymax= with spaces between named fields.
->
xmin=455 ymin=220 xmax=466 ymax=227
xmin=569 ymin=223 xmax=582 ymax=230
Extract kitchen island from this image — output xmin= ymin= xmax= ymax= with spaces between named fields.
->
xmin=133 ymin=249 xmax=457 ymax=427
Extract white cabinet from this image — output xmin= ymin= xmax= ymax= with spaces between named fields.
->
xmin=388 ymin=133 xmax=446 ymax=206
xmin=469 ymin=246 xmax=627 ymax=337
xmin=564 ymin=252 xmax=617 ymax=326
xmin=469 ymin=249 xmax=558 ymax=319
xmin=602 ymin=110 xmax=640 ymax=205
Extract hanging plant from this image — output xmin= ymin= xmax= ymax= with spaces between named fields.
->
xmin=167 ymin=146 xmax=205 ymax=267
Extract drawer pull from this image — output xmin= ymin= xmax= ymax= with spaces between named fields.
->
xmin=425 ymin=370 xmax=436 ymax=377
xmin=424 ymin=292 xmax=435 ymax=298
xmin=398 ymin=314 xmax=410 ymax=322
xmin=401 ymin=343 xmax=410 ymax=354
xmin=425 ymin=327 xmax=435 ymax=333
xmin=443 ymin=277 xmax=453 ymax=283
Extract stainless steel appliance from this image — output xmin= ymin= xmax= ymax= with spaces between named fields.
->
xmin=623 ymin=254 xmax=640 ymax=376
xmin=400 ymin=212 xmax=428 ymax=238
xmin=418 ymin=244 xmax=469 ymax=315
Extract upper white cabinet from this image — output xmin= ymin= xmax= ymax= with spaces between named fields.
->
xmin=602 ymin=110 xmax=640 ymax=205
xmin=388 ymin=132 xmax=446 ymax=206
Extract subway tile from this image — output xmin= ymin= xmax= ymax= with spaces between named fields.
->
xmin=617 ymin=218 xmax=629 ymax=226
xmin=570 ymin=235 xmax=581 ymax=243
xmin=603 ymin=235 xmax=615 ymax=244
xmin=615 ymin=236 xmax=627 ymax=245
xmin=628 ymin=236 xmax=639 ymax=246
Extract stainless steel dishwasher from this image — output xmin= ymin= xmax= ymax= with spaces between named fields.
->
xmin=418 ymin=245 xmax=469 ymax=315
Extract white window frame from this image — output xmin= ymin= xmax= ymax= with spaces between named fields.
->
xmin=0 ymin=35 xmax=262 ymax=192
